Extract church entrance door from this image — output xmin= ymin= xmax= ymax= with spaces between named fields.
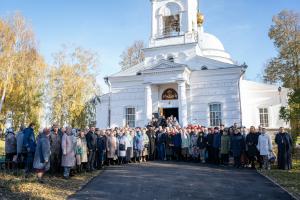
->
xmin=163 ymin=108 xmax=179 ymax=120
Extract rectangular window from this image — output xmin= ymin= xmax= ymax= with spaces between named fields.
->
xmin=125 ymin=107 xmax=136 ymax=128
xmin=209 ymin=103 xmax=222 ymax=127
xmin=259 ymin=108 xmax=269 ymax=127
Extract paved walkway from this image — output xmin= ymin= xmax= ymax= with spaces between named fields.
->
xmin=69 ymin=162 xmax=294 ymax=200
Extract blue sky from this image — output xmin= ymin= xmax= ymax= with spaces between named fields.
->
xmin=1 ymin=0 xmax=299 ymax=93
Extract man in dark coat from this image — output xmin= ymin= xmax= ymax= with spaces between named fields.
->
xmin=197 ymin=130 xmax=207 ymax=163
xmin=231 ymin=128 xmax=245 ymax=168
xmin=49 ymin=124 xmax=62 ymax=175
xmin=86 ymin=126 xmax=97 ymax=171
xmin=156 ymin=127 xmax=166 ymax=160
xmin=96 ymin=130 xmax=107 ymax=169
xmin=22 ymin=123 xmax=36 ymax=176
xmin=147 ymin=127 xmax=156 ymax=161
xmin=246 ymin=126 xmax=259 ymax=169
xmin=206 ymin=129 xmax=214 ymax=164
xmin=275 ymin=127 xmax=293 ymax=170
xmin=212 ymin=127 xmax=221 ymax=165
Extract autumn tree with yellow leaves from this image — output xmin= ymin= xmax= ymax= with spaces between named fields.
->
xmin=0 ymin=13 xmax=46 ymax=129
xmin=49 ymin=45 xmax=100 ymax=128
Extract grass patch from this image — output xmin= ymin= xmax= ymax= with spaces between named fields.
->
xmin=0 ymin=170 xmax=101 ymax=200
xmin=260 ymin=159 xmax=300 ymax=199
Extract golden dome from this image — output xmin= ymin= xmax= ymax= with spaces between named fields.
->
xmin=197 ymin=12 xmax=204 ymax=26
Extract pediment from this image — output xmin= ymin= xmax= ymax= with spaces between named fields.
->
xmin=141 ymin=59 xmax=189 ymax=74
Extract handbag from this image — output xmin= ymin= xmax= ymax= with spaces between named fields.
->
xmin=119 ymin=144 xmax=126 ymax=151
xmin=268 ymin=151 xmax=276 ymax=163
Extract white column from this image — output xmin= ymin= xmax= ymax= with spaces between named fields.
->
xmin=178 ymin=81 xmax=188 ymax=127
xmin=144 ymin=84 xmax=152 ymax=126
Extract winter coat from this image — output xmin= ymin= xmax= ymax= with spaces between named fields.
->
xmin=5 ymin=132 xmax=17 ymax=154
xmin=207 ymin=134 xmax=214 ymax=147
xmin=106 ymin=135 xmax=117 ymax=159
xmin=230 ymin=133 xmax=245 ymax=157
xmin=16 ymin=131 xmax=25 ymax=154
xmin=165 ymin=134 xmax=174 ymax=156
xmin=212 ymin=132 xmax=222 ymax=149
xmin=80 ymin=137 xmax=88 ymax=163
xmin=126 ymin=135 xmax=133 ymax=148
xmin=33 ymin=134 xmax=51 ymax=171
xmin=143 ymin=133 xmax=150 ymax=156
xmin=257 ymin=133 xmax=272 ymax=156
xmin=75 ymin=137 xmax=83 ymax=165
xmin=97 ymin=136 xmax=107 ymax=152
xmin=133 ymin=132 xmax=144 ymax=151
xmin=86 ymin=131 xmax=97 ymax=151
xmin=156 ymin=131 xmax=166 ymax=145
xmin=147 ymin=130 xmax=156 ymax=155
xmin=220 ymin=135 xmax=230 ymax=154
xmin=23 ymin=127 xmax=36 ymax=153
xmin=181 ymin=132 xmax=190 ymax=149
xmin=173 ymin=133 xmax=182 ymax=148
xmin=197 ymin=133 xmax=207 ymax=149
xmin=61 ymin=133 xmax=76 ymax=167
xmin=117 ymin=135 xmax=127 ymax=157
xmin=49 ymin=131 xmax=62 ymax=155
xmin=246 ymin=132 xmax=259 ymax=156
xmin=189 ymin=133 xmax=199 ymax=157
xmin=190 ymin=133 xmax=198 ymax=147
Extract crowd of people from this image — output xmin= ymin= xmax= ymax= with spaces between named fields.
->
xmin=3 ymin=115 xmax=294 ymax=183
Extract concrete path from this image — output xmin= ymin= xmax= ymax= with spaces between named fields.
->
xmin=69 ymin=162 xmax=294 ymax=200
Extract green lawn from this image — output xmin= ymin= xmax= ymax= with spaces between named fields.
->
xmin=261 ymin=157 xmax=300 ymax=199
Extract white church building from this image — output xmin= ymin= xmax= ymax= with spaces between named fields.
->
xmin=96 ymin=0 xmax=289 ymax=129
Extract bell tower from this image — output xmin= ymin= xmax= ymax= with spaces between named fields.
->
xmin=149 ymin=0 xmax=199 ymax=48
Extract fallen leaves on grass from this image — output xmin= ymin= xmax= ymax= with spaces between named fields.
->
xmin=0 ymin=170 xmax=101 ymax=200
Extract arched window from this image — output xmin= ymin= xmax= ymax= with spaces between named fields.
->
xmin=162 ymin=88 xmax=178 ymax=100
xmin=159 ymin=3 xmax=182 ymax=37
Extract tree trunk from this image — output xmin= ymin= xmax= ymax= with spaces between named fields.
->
xmin=0 ymin=86 xmax=7 ymax=114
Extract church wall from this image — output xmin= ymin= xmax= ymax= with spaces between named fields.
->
xmin=240 ymin=80 xmax=290 ymax=129
xmin=96 ymin=95 xmax=109 ymax=129
xmin=109 ymin=78 xmax=146 ymax=128
xmin=189 ymin=69 xmax=242 ymax=127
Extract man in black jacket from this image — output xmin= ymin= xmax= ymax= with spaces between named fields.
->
xmin=86 ymin=126 xmax=97 ymax=171
xmin=246 ymin=126 xmax=259 ymax=169
xmin=96 ymin=130 xmax=107 ymax=169
xmin=147 ymin=127 xmax=156 ymax=161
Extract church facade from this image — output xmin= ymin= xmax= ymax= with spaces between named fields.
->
xmin=96 ymin=0 xmax=289 ymax=129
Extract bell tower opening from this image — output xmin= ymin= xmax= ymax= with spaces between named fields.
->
xmin=163 ymin=14 xmax=180 ymax=37
xmin=149 ymin=0 xmax=199 ymax=47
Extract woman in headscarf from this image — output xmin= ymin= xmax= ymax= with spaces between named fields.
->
xmin=33 ymin=128 xmax=51 ymax=183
